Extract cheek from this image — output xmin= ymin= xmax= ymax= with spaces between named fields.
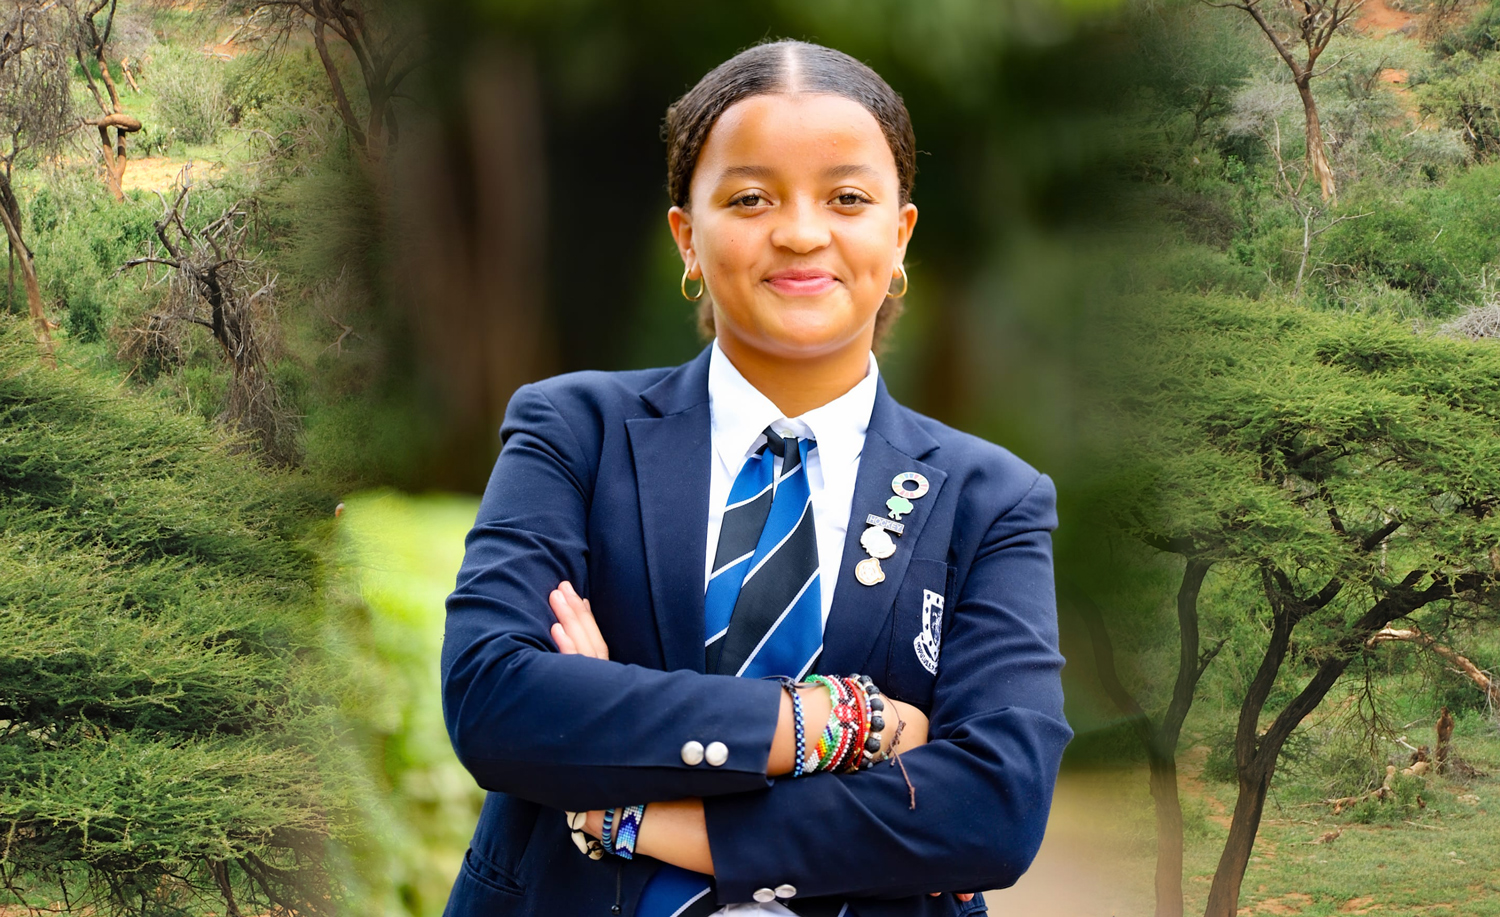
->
xmin=699 ymin=228 xmax=757 ymax=280
xmin=844 ymin=222 xmax=901 ymax=278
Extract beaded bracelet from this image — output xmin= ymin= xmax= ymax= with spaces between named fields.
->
xmin=780 ymin=676 xmax=807 ymax=778
xmin=601 ymin=806 xmax=617 ymax=854
xmin=843 ymin=676 xmax=871 ymax=774
xmin=612 ymin=804 xmax=646 ymax=859
xmin=829 ymin=677 xmax=860 ymax=773
xmin=856 ymin=675 xmax=888 ymax=768
xmin=805 ymin=675 xmax=844 ymax=772
xmin=816 ymin=675 xmax=860 ymax=774
xmin=783 ymin=674 xmax=893 ymax=776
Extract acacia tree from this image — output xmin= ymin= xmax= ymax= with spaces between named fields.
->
xmin=1075 ymin=555 xmax=1223 ymax=917
xmin=1206 ymin=0 xmax=1361 ymax=201
xmin=67 ymin=0 xmax=141 ymax=200
xmin=1107 ymin=294 xmax=1500 ymax=917
xmin=232 ymin=0 xmax=420 ymax=162
xmin=0 ymin=0 xmax=73 ymax=366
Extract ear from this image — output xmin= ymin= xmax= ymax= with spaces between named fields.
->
xmin=893 ymin=202 xmax=919 ymax=268
xmin=668 ymin=206 xmax=700 ymax=279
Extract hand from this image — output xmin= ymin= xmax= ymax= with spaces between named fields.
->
xmin=549 ymin=580 xmax=609 ymax=660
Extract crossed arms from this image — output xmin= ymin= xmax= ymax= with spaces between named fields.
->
xmin=440 ymin=383 xmax=1072 ymax=901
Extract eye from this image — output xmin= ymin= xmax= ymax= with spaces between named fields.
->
xmin=730 ymin=192 xmax=766 ymax=208
xmin=834 ymin=191 xmax=874 ymax=207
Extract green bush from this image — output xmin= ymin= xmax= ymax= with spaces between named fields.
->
xmin=1314 ymin=167 xmax=1500 ymax=314
xmin=146 ymin=45 xmax=229 ymax=146
xmin=0 ymin=318 xmax=348 ymax=916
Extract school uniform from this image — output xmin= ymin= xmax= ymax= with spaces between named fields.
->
xmin=440 ymin=342 xmax=1072 ymax=917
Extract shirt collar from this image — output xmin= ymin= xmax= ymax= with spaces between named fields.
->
xmin=707 ymin=339 xmax=879 ymax=475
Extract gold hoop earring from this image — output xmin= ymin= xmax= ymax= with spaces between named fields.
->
xmin=681 ymin=267 xmax=705 ymax=302
xmin=889 ymin=263 xmax=909 ymax=299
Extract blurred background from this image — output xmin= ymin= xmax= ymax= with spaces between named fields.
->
xmin=37 ymin=0 xmax=1500 ymax=914
xmin=1 ymin=0 xmax=1158 ymax=914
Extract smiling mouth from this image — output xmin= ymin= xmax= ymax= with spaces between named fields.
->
xmin=764 ymin=271 xmax=839 ymax=296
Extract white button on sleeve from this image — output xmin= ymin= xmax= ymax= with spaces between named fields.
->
xmin=705 ymin=741 xmax=728 ymax=766
xmin=775 ymin=884 xmax=797 ymax=899
xmin=753 ymin=888 xmax=777 ymax=903
xmin=680 ymin=741 xmax=705 ymax=766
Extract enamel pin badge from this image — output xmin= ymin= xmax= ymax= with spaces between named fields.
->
xmin=855 ymin=472 xmax=930 ymax=586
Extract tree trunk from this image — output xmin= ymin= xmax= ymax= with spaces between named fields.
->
xmin=0 ymin=185 xmax=52 ymax=366
xmin=1205 ymin=762 xmax=1273 ymax=916
xmin=1072 ymin=556 xmax=1215 ymax=917
xmin=1200 ymin=569 xmax=1451 ymax=917
xmin=1296 ymin=79 xmax=1336 ymax=202
xmin=1148 ymin=751 xmax=1186 ymax=917
xmin=100 ymin=124 xmax=126 ymax=202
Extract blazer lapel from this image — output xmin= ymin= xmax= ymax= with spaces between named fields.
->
xmin=626 ymin=347 xmax=713 ymax=673
xmin=818 ymin=379 xmax=945 ymax=675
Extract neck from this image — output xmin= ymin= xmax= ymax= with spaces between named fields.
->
xmin=717 ymin=335 xmax=873 ymax=418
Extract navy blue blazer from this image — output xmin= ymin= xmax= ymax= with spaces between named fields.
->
xmin=440 ymin=345 xmax=1072 ymax=917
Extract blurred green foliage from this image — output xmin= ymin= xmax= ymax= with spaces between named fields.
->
xmin=328 ymin=490 xmax=486 ymax=917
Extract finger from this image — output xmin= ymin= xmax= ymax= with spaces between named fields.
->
xmin=550 ymin=588 xmax=598 ymax=659
xmin=958 ymin=894 xmax=975 ymax=902
xmin=551 ymin=621 xmax=579 ymax=655
xmin=564 ymin=581 xmax=609 ymax=661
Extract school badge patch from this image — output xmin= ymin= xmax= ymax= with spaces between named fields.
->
xmin=914 ymin=588 xmax=943 ymax=675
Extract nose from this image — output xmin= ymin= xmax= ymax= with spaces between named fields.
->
xmin=769 ymin=195 xmax=831 ymax=254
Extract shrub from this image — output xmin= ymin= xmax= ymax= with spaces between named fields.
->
xmin=146 ymin=45 xmax=228 ymax=146
xmin=0 ymin=318 xmax=346 ymax=916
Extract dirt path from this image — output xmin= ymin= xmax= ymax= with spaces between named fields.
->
xmin=120 ymin=157 xmax=224 ymax=195
xmin=1179 ymin=744 xmax=1233 ymax=828
xmin=1353 ymin=0 xmax=1416 ymax=35
xmin=985 ymin=768 xmax=1155 ymax=916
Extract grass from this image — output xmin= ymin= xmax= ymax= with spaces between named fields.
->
xmin=1175 ymin=703 xmax=1500 ymax=916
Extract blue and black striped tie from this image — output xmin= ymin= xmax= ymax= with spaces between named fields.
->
xmin=704 ymin=427 xmax=823 ymax=679
xmin=637 ymin=427 xmax=828 ymax=917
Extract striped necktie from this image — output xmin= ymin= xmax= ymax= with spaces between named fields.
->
xmin=705 ymin=427 xmax=822 ymax=679
xmin=637 ymin=428 xmax=831 ymax=917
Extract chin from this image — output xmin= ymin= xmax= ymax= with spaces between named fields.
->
xmin=754 ymin=321 xmax=864 ymax=359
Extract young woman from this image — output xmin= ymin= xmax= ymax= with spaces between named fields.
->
xmin=440 ymin=40 xmax=1071 ymax=917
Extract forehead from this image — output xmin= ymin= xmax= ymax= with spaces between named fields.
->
xmin=694 ymin=93 xmax=897 ymax=185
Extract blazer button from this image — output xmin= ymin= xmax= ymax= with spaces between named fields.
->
xmin=775 ymin=884 xmax=797 ymax=899
xmin=680 ymin=741 xmax=705 ymax=766
xmin=753 ymin=888 xmax=777 ymax=903
xmin=705 ymin=741 xmax=729 ymax=766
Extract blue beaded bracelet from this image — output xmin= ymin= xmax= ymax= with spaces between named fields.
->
xmin=613 ymin=804 xmax=646 ymax=858
xmin=768 ymin=675 xmax=806 ymax=777
xmin=601 ymin=807 xmax=616 ymax=853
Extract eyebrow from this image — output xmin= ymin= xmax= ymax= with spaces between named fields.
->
xmin=715 ymin=164 xmax=882 ymax=181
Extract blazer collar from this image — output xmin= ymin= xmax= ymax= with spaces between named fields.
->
xmin=628 ymin=345 xmax=943 ymax=673
xmin=639 ymin=345 xmax=713 ymax=417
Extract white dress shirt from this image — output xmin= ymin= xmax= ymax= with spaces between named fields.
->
xmin=702 ymin=339 xmax=879 ymax=915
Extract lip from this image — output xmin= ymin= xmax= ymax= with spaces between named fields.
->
xmin=764 ymin=269 xmax=839 ymax=296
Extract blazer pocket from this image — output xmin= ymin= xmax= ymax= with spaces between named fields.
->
xmin=882 ymin=558 xmax=952 ymax=713
xmin=460 ymin=846 xmax=527 ymax=898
